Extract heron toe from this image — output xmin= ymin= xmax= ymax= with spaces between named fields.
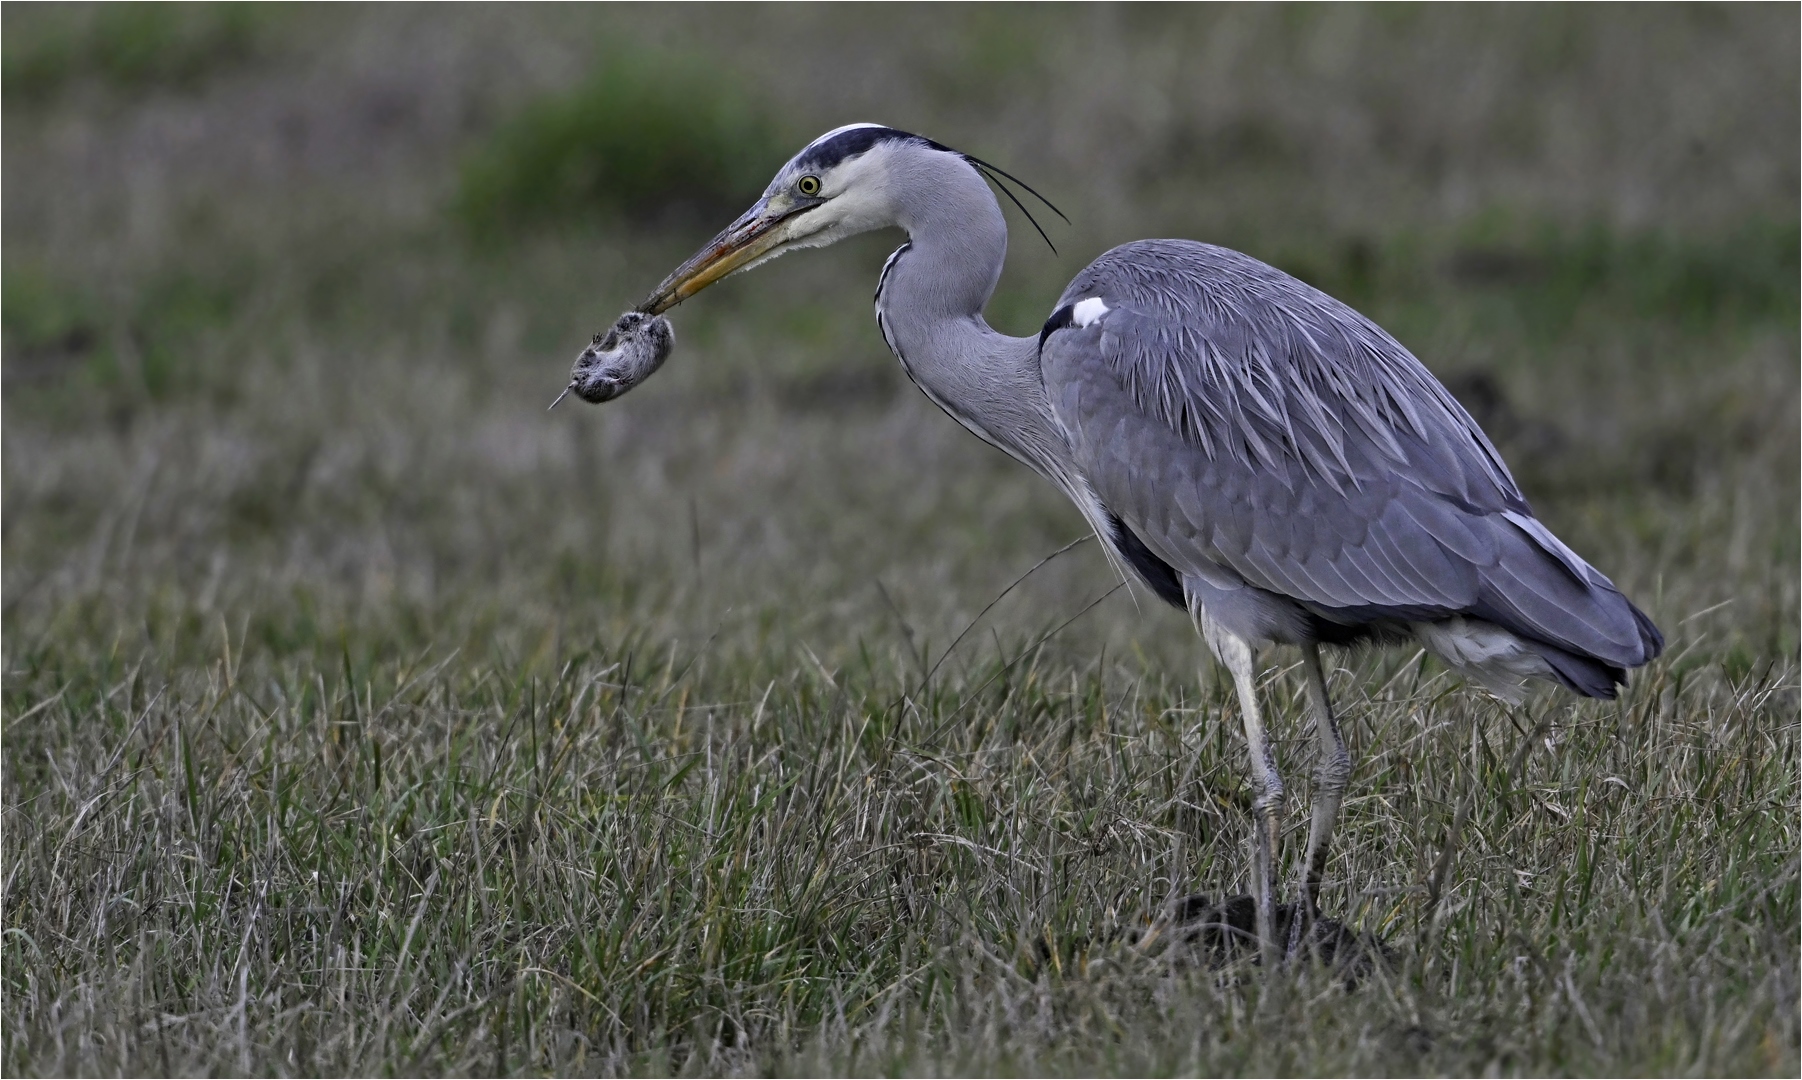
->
xmin=1161 ymin=893 xmax=1394 ymax=984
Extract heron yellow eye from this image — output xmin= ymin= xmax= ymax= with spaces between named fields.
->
xmin=797 ymin=175 xmax=822 ymax=197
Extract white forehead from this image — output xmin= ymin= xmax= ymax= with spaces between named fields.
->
xmin=772 ymin=123 xmax=953 ymax=203
xmin=786 ymin=123 xmax=914 ymax=175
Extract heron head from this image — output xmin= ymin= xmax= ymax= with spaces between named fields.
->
xmin=639 ymin=124 xmax=943 ymax=315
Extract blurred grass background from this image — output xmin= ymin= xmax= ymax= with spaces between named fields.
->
xmin=3 ymin=4 xmax=1797 ymax=1075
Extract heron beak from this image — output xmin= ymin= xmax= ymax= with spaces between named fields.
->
xmin=638 ymin=197 xmax=806 ymax=316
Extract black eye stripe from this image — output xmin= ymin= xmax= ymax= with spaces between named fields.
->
xmin=794 ymin=126 xmax=920 ymax=171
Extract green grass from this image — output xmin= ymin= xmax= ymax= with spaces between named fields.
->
xmin=3 ymin=629 xmax=1794 ymax=1074
xmin=453 ymin=53 xmax=792 ymax=238
xmin=4 ymin=5 xmax=1798 ymax=1076
xmin=2 ymin=2 xmax=268 ymax=102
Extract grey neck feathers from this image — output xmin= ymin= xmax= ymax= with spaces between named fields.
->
xmin=875 ymin=148 xmax=1070 ymax=481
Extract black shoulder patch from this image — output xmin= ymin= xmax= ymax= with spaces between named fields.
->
xmin=1038 ymin=304 xmax=1075 ymax=353
xmin=1107 ymin=512 xmax=1186 ymax=610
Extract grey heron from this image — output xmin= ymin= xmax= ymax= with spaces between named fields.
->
xmin=628 ymin=123 xmax=1665 ymax=961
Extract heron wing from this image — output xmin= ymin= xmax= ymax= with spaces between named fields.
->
xmin=1039 ymin=240 xmax=1660 ymax=668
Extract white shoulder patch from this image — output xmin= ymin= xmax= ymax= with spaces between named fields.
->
xmin=1072 ymin=297 xmax=1110 ymax=328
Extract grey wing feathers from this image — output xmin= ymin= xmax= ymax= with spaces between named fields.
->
xmin=1041 ymin=240 xmax=1663 ymax=678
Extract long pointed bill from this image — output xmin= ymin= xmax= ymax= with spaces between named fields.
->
xmin=638 ymin=197 xmax=799 ymax=316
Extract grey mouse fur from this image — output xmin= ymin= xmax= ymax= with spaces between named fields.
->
xmin=565 ymin=311 xmax=674 ymax=404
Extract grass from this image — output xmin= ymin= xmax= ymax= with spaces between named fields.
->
xmin=1 ymin=2 xmax=268 ymax=102
xmin=3 ymin=627 xmax=1794 ymax=1074
xmin=3 ymin=5 xmax=1798 ymax=1076
xmin=452 ymin=53 xmax=792 ymax=237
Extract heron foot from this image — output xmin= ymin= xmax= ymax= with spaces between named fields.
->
xmin=1155 ymin=893 xmax=1393 ymax=984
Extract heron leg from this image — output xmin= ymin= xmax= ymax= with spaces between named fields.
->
xmin=1212 ymin=630 xmax=1283 ymax=964
xmin=1298 ymin=643 xmax=1351 ymax=923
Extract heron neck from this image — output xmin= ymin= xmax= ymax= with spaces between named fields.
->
xmin=878 ymin=168 xmax=1067 ymax=479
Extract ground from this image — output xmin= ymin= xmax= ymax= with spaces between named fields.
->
xmin=3 ymin=6 xmax=1797 ymax=1075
